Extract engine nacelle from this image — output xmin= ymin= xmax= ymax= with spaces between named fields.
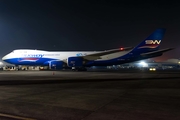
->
xmin=67 ymin=57 xmax=83 ymax=67
xmin=44 ymin=61 xmax=64 ymax=70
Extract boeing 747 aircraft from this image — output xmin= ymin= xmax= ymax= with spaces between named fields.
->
xmin=2 ymin=28 xmax=173 ymax=71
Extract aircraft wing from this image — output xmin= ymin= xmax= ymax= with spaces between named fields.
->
xmin=140 ymin=48 xmax=174 ymax=57
xmin=82 ymin=47 xmax=133 ymax=60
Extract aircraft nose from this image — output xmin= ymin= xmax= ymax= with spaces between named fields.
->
xmin=2 ymin=55 xmax=7 ymax=61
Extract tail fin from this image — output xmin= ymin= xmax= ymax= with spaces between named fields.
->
xmin=132 ymin=28 xmax=166 ymax=52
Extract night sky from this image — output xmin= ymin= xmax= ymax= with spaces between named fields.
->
xmin=0 ymin=0 xmax=179 ymax=61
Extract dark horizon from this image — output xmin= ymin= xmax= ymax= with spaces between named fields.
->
xmin=0 ymin=0 xmax=179 ymax=61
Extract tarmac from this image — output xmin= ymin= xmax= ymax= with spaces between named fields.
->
xmin=0 ymin=70 xmax=179 ymax=120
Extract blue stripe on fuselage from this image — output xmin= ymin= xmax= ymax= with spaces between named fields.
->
xmin=85 ymin=52 xmax=160 ymax=66
xmin=85 ymin=53 xmax=136 ymax=66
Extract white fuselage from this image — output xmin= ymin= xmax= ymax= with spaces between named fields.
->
xmin=2 ymin=49 xmax=130 ymax=66
xmin=3 ymin=49 xmax=129 ymax=61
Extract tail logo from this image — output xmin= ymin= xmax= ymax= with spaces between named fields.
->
xmin=145 ymin=40 xmax=161 ymax=44
xmin=138 ymin=40 xmax=161 ymax=49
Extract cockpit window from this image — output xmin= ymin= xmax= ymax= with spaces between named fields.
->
xmin=11 ymin=50 xmax=29 ymax=54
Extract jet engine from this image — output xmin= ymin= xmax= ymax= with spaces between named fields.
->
xmin=67 ymin=57 xmax=84 ymax=67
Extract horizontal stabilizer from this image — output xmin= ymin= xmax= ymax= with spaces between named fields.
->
xmin=141 ymin=48 xmax=174 ymax=56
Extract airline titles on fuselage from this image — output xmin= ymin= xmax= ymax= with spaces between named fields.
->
xmin=22 ymin=54 xmax=60 ymax=58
